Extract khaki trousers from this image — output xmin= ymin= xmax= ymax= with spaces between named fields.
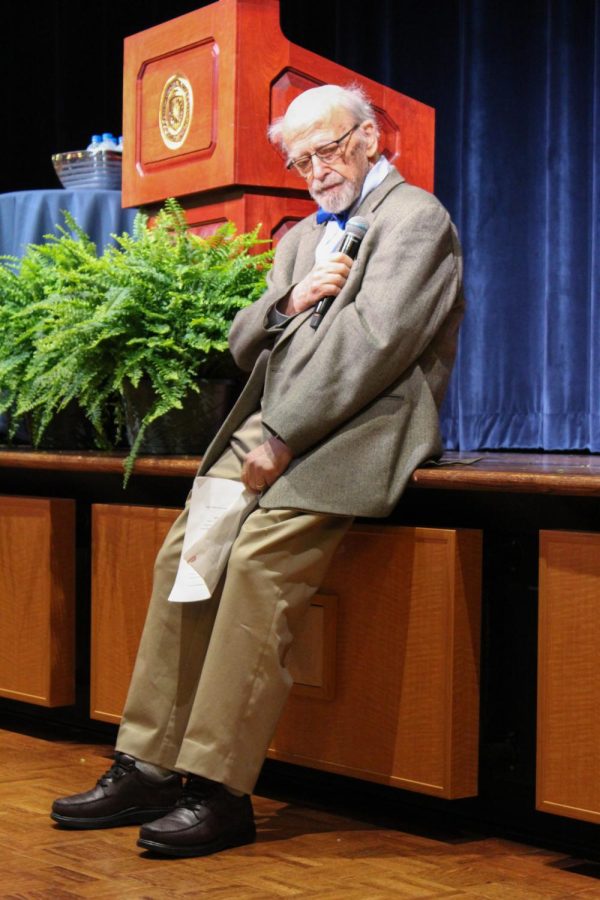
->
xmin=116 ymin=414 xmax=352 ymax=794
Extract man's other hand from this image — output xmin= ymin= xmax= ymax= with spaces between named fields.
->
xmin=279 ymin=252 xmax=353 ymax=316
xmin=241 ymin=436 xmax=293 ymax=492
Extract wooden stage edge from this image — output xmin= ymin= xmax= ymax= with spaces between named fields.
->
xmin=0 ymin=448 xmax=599 ymax=495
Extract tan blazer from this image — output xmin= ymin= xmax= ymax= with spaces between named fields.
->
xmin=199 ymin=170 xmax=465 ymax=517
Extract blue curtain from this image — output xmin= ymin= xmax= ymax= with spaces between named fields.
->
xmin=440 ymin=0 xmax=600 ymax=451
xmin=283 ymin=0 xmax=600 ymax=451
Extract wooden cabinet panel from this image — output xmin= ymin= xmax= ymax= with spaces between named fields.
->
xmin=537 ymin=530 xmax=600 ymax=823
xmin=269 ymin=525 xmax=482 ymax=799
xmin=90 ymin=504 xmax=180 ymax=723
xmin=287 ymin=593 xmax=337 ymax=701
xmin=0 ymin=496 xmax=74 ymax=706
xmin=90 ymin=504 xmax=339 ymax=721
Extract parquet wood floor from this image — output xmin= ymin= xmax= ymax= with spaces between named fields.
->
xmin=1 ymin=727 xmax=600 ymax=899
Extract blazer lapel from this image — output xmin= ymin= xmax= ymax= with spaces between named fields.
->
xmin=354 ymin=167 xmax=405 ymax=220
xmin=292 ymin=219 xmax=322 ymax=280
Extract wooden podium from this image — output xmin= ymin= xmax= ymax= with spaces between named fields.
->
xmin=122 ymin=0 xmax=435 ymax=239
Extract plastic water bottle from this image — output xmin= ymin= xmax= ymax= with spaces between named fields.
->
xmin=99 ymin=132 xmax=118 ymax=150
xmin=86 ymin=134 xmax=103 ymax=152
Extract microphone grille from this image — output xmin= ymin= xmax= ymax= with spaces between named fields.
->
xmin=345 ymin=216 xmax=369 ymax=239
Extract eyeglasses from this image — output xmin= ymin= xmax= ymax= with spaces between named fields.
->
xmin=286 ymin=125 xmax=359 ymax=177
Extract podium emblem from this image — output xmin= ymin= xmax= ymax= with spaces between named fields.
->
xmin=159 ymin=75 xmax=194 ymax=150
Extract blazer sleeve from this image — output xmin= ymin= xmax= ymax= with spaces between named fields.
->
xmin=262 ymin=199 xmax=463 ymax=456
xmin=227 ymin=224 xmax=308 ymax=372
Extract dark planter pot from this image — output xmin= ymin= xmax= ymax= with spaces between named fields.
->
xmin=123 ymin=378 xmax=240 ymax=455
xmin=0 ymin=391 xmax=31 ymax=445
xmin=0 ymin=412 xmax=30 ymax=445
xmin=27 ymin=402 xmax=97 ymax=451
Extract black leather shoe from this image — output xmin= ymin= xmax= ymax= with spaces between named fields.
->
xmin=137 ymin=775 xmax=256 ymax=857
xmin=51 ymin=752 xmax=182 ymax=829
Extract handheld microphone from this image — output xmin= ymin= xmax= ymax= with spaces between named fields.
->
xmin=309 ymin=216 xmax=370 ymax=330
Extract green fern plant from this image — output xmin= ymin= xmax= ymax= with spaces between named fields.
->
xmin=0 ymin=199 xmax=273 ymax=482
xmin=0 ymin=214 xmax=110 ymax=444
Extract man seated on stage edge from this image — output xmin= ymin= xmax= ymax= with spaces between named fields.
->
xmin=51 ymin=83 xmax=465 ymax=858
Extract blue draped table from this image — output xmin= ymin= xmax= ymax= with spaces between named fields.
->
xmin=0 ymin=189 xmax=138 ymax=258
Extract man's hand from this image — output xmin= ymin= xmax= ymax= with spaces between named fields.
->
xmin=278 ymin=252 xmax=353 ymax=316
xmin=241 ymin=436 xmax=293 ymax=492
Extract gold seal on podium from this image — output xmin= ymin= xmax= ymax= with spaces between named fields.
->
xmin=159 ymin=74 xmax=193 ymax=150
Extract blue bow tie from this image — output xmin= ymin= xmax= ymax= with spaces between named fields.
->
xmin=316 ymin=208 xmax=350 ymax=228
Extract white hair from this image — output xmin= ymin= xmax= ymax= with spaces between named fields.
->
xmin=268 ymin=83 xmax=379 ymax=150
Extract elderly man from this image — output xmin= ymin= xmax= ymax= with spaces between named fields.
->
xmin=51 ymin=84 xmax=464 ymax=858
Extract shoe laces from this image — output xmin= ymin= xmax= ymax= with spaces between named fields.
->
xmin=177 ymin=774 xmax=220 ymax=809
xmin=97 ymin=752 xmax=135 ymax=787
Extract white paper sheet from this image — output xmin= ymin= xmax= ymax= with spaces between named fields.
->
xmin=168 ymin=476 xmax=258 ymax=603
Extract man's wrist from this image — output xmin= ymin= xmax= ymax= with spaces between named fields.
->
xmin=269 ymin=433 xmax=288 ymax=448
xmin=278 ymin=288 xmax=298 ymax=317
xmin=266 ymin=432 xmax=291 ymax=454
